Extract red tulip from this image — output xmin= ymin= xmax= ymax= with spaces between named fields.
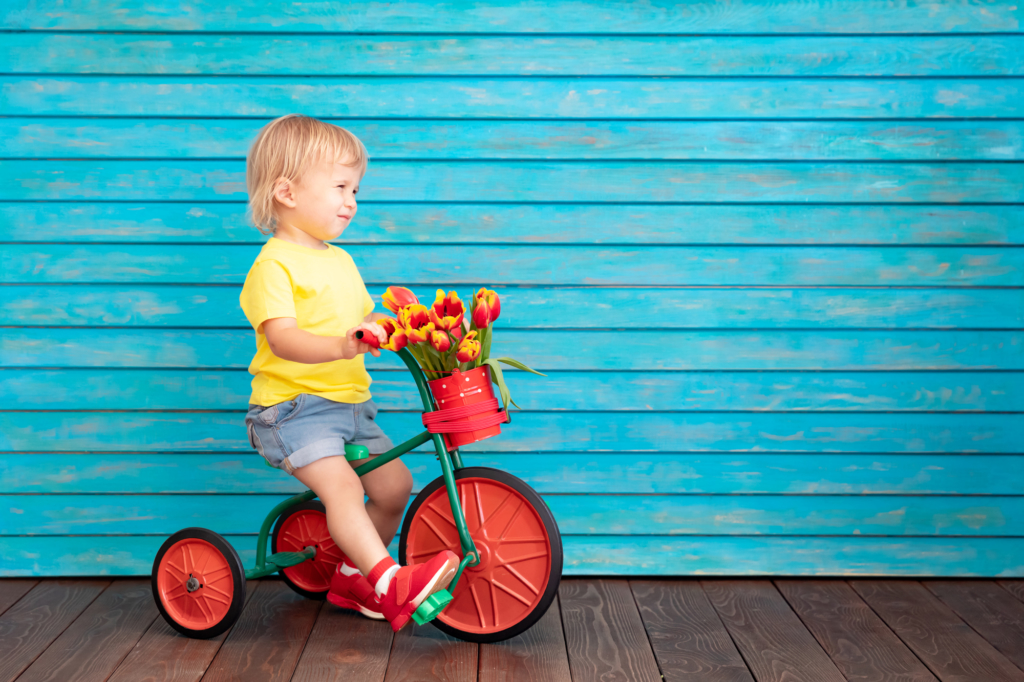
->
xmin=378 ymin=318 xmax=408 ymax=352
xmin=408 ymin=321 xmax=436 ymax=345
xmin=399 ymin=303 xmax=431 ymax=331
xmin=428 ymin=289 xmax=465 ymax=332
xmin=430 ymin=329 xmax=451 ymax=353
xmin=456 ymin=331 xmax=481 ymax=363
xmin=475 ymin=288 xmax=500 ymax=324
xmin=472 ymin=299 xmax=491 ymax=329
xmin=382 ymin=286 xmax=419 ymax=315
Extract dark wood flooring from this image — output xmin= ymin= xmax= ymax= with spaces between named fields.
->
xmin=1 ymin=577 xmax=1023 ymax=682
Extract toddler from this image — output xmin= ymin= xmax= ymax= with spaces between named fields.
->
xmin=239 ymin=114 xmax=457 ymax=632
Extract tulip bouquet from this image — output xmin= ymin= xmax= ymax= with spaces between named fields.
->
xmin=373 ymin=285 xmax=544 ymax=408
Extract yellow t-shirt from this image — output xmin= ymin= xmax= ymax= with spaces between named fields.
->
xmin=239 ymin=238 xmax=375 ymax=406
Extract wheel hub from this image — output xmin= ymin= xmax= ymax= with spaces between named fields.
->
xmin=467 ymin=543 xmax=491 ymax=572
xmin=186 ymin=576 xmax=200 ymax=593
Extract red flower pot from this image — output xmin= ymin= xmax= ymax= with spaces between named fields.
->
xmin=424 ymin=366 xmax=508 ymax=449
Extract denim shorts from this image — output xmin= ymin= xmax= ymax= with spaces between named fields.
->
xmin=244 ymin=395 xmax=395 ymax=474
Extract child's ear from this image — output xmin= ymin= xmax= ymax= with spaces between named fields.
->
xmin=273 ymin=177 xmax=297 ymax=208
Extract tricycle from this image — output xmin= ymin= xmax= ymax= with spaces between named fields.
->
xmin=150 ymin=346 xmax=562 ymax=643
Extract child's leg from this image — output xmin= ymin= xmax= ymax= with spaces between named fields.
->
xmin=350 ymin=455 xmax=414 ymax=547
xmin=291 ymin=456 xmax=391 ymax=576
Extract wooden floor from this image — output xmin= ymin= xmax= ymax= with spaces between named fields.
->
xmin=1 ymin=578 xmax=1024 ymax=682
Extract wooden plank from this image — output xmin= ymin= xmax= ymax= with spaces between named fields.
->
xmin=6 ymin=493 xmax=1024 ymax=538
xmin=559 ymin=579 xmax=661 ymax=682
xmin=851 ymin=580 xmax=1024 ymax=682
xmin=6 ymin=35 xmax=1023 ymax=77
xmin=15 ymin=579 xmax=158 ymax=682
xmin=5 ymin=160 xmax=1023 ymax=204
xmin=4 ymin=536 xmax=1024 ymax=578
xmin=290 ymin=602 xmax=393 ymax=682
xmin=6 ymin=452 xmax=1024 ymax=496
xmin=478 ymin=594 xmax=571 ymax=682
xmin=7 ymin=286 xmax=1023 ymax=330
xmin=6 ymin=1 xmax=1018 ymax=34
xmin=3 ymin=204 xmax=1021 ymax=245
xmin=201 ymin=579 xmax=321 ymax=682
xmin=4 ymin=77 xmax=1021 ymax=119
xmin=8 ymin=245 xmax=1024 ymax=287
xmin=7 ymin=330 xmax=1023 ymax=372
xmin=702 ymin=580 xmax=845 ymax=682
xmin=4 ymin=368 xmax=1023 ymax=412
xmin=3 ymin=119 xmax=1022 ymax=161
xmin=998 ymin=581 xmax=1024 ymax=603
xmin=382 ymin=620 xmax=477 ymax=682
xmin=630 ymin=579 xmax=753 ymax=682
xmin=0 ymin=579 xmax=110 ymax=682
xmin=775 ymin=579 xmax=938 ymax=681
xmin=105 ymin=579 xmax=260 ymax=682
xmin=924 ymin=580 xmax=1024 ymax=672
xmin=0 ymin=579 xmax=36 ymax=617
xmin=3 ymin=410 xmax=1021 ymax=453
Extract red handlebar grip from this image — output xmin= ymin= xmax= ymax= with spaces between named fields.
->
xmin=354 ymin=330 xmax=380 ymax=348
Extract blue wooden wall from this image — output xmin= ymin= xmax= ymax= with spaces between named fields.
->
xmin=1 ymin=1 xmax=1022 ymax=577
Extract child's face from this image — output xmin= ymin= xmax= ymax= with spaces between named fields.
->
xmin=277 ymin=155 xmax=361 ymax=243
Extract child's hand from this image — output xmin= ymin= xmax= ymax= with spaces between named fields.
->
xmin=344 ymin=321 xmax=387 ymax=358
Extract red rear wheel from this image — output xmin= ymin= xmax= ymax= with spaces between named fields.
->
xmin=272 ymin=500 xmax=344 ymax=599
xmin=399 ymin=467 xmax=562 ymax=643
xmin=151 ymin=528 xmax=245 ymax=639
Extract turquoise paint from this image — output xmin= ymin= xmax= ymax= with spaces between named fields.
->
xmin=5 ymin=453 xmax=1023 ymax=496
xmin=1 ymin=411 xmax=1021 ymax=454
xmin=4 ymin=160 xmax=1023 ymax=203
xmin=3 ymin=77 xmax=1021 ymax=119
xmin=2 ymin=204 xmax=1021 ymax=244
xmin=4 ymin=329 xmax=1021 ymax=370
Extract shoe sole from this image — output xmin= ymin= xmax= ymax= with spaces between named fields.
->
xmin=326 ymin=591 xmax=386 ymax=620
xmin=393 ymin=555 xmax=459 ymax=632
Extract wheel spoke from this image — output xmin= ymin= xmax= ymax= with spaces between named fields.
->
xmin=203 ymin=582 xmax=233 ymax=600
xmin=501 ymin=550 xmax=550 ymax=564
xmin=421 ymin=515 xmax=457 ymax=548
xmin=426 ymin=499 xmax=457 ymax=527
xmin=469 ymin=582 xmax=487 ymax=629
xmin=163 ymin=583 xmax=189 ymax=601
xmin=498 ymin=537 xmax=547 ymax=544
xmin=500 ymin=562 xmax=541 ymax=596
xmin=164 ymin=558 xmax=188 ymax=579
xmin=496 ymin=498 xmax=525 ymax=541
xmin=492 ymin=579 xmax=533 ymax=607
xmin=199 ymin=590 xmax=231 ymax=606
xmin=472 ymin=482 xmax=486 ymax=528
xmin=490 ymin=580 xmax=499 ymax=629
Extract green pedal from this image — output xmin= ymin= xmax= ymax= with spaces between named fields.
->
xmin=411 ymin=589 xmax=453 ymax=625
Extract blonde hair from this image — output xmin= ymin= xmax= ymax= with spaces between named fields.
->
xmin=246 ymin=114 xmax=369 ymax=235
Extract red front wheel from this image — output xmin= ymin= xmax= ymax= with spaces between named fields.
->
xmin=399 ymin=468 xmax=562 ymax=643
xmin=271 ymin=500 xmax=344 ymax=599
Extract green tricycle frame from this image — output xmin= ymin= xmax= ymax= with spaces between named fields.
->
xmin=151 ymin=346 xmax=563 ymax=643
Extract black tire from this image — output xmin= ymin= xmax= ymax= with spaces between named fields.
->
xmin=399 ymin=467 xmax=562 ymax=643
xmin=151 ymin=527 xmax=246 ymax=639
xmin=271 ymin=499 xmax=341 ymax=600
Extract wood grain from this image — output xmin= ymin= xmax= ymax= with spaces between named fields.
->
xmin=106 ymin=580 xmax=259 ymax=682
xmin=924 ymin=580 xmax=1024 ymax=673
xmin=382 ymin=620 xmax=477 ymax=682
xmin=15 ymin=580 xmax=156 ymax=682
xmin=851 ymin=580 xmax=1024 ymax=682
xmin=201 ymin=579 xmax=321 ymax=682
xmin=702 ymin=580 xmax=845 ymax=682
xmin=478 ymin=595 xmax=571 ymax=682
xmin=0 ymin=579 xmax=109 ymax=682
xmin=0 ymin=578 xmax=37 ymax=616
xmin=776 ymin=579 xmax=937 ymax=682
xmin=290 ymin=602 xmax=393 ymax=682
xmin=998 ymin=581 xmax=1024 ymax=603
xmin=630 ymin=579 xmax=753 ymax=682
xmin=558 ymin=579 xmax=661 ymax=682
xmin=7 ymin=0 xmax=1017 ymax=34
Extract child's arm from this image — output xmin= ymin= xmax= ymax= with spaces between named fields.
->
xmin=263 ymin=317 xmax=387 ymax=363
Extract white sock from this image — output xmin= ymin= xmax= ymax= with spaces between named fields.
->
xmin=374 ymin=565 xmax=400 ymax=598
xmin=338 ymin=561 xmax=360 ymax=577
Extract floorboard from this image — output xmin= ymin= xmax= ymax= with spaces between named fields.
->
xmin=776 ymin=579 xmax=937 ymax=682
xmin=290 ymin=601 xmax=394 ymax=682
xmin=15 ymin=579 xmax=158 ymax=682
xmin=0 ymin=580 xmax=37 ymax=617
xmin=200 ymin=579 xmax=321 ymax=682
xmin=106 ymin=580 xmax=260 ymax=682
xmin=999 ymin=581 xmax=1024 ymax=604
xmin=559 ymin=578 xmax=661 ymax=682
xmin=478 ymin=595 xmax=572 ymax=682
xmin=924 ymin=580 xmax=1024 ymax=674
xmin=383 ymin=620 xmax=477 ymax=682
xmin=0 ymin=580 xmax=109 ymax=682
xmin=702 ymin=579 xmax=845 ymax=682
xmin=630 ymin=579 xmax=753 ymax=682
xmin=851 ymin=580 xmax=1024 ymax=682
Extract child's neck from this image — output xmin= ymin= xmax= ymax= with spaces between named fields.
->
xmin=272 ymin=223 xmax=328 ymax=250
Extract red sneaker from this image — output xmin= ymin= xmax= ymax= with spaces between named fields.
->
xmin=368 ymin=551 xmax=459 ymax=633
xmin=326 ymin=563 xmax=384 ymax=620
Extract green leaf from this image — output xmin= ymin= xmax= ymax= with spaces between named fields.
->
xmin=495 ymin=357 xmax=547 ymax=376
